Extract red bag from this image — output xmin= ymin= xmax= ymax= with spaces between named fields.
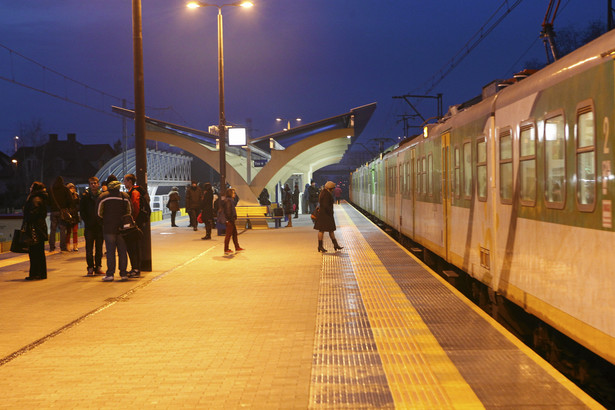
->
xmin=197 ymin=212 xmax=203 ymax=224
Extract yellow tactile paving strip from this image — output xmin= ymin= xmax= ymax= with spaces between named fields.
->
xmin=334 ymin=206 xmax=483 ymax=409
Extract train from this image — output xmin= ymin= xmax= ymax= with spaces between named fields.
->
xmin=350 ymin=28 xmax=615 ymax=379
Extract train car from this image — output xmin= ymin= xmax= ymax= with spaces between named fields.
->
xmin=351 ymin=29 xmax=615 ymax=369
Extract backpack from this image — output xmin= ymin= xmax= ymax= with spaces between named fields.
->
xmin=134 ymin=186 xmax=151 ymax=224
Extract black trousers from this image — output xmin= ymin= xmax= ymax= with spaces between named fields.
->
xmin=84 ymin=225 xmax=103 ymax=269
xmin=28 ymin=241 xmax=47 ymax=279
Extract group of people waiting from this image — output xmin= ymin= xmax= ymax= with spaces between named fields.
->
xmin=166 ymin=181 xmax=244 ymax=254
xmin=21 ymin=173 xmax=149 ymax=282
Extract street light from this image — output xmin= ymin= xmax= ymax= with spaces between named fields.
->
xmin=187 ymin=1 xmax=253 ymax=190
xmin=276 ymin=117 xmax=302 ymax=131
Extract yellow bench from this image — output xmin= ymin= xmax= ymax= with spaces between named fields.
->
xmin=235 ymin=205 xmax=277 ymax=229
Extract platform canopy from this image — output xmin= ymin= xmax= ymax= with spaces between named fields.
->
xmin=111 ymin=102 xmax=376 ymax=204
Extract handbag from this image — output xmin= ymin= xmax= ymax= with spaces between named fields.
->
xmin=311 ymin=206 xmax=320 ymax=222
xmin=197 ymin=212 xmax=203 ymax=224
xmin=11 ymin=228 xmax=32 ymax=253
xmin=60 ymin=208 xmax=73 ymax=224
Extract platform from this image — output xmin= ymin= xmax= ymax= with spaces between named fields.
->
xmin=0 ymin=204 xmax=602 ymax=408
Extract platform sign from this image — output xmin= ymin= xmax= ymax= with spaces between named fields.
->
xmin=253 ymin=159 xmax=268 ymax=167
xmin=228 ymin=127 xmax=247 ymax=146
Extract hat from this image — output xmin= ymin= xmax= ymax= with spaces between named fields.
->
xmin=325 ymin=181 xmax=336 ymax=190
xmin=108 ymin=180 xmax=121 ymax=191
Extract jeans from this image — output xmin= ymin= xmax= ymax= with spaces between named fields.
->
xmin=224 ymin=221 xmax=240 ymax=251
xmin=84 ymin=225 xmax=104 ymax=269
xmin=103 ymin=233 xmax=128 ymax=276
xmin=49 ymin=211 xmax=67 ymax=251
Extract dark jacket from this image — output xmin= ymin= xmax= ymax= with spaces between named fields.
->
xmin=282 ymin=187 xmax=293 ymax=214
xmin=79 ymin=188 xmax=102 ymax=228
xmin=67 ymin=188 xmax=80 ymax=224
xmin=97 ymin=189 xmax=131 ymax=235
xmin=168 ymin=190 xmax=180 ymax=212
xmin=23 ymin=189 xmax=49 ymax=244
xmin=186 ymin=185 xmax=202 ymax=210
xmin=308 ymin=184 xmax=319 ymax=203
xmin=49 ymin=176 xmax=71 ymax=212
xmin=219 ymin=196 xmax=237 ymax=223
xmin=313 ymin=189 xmax=336 ymax=232
xmin=201 ymin=188 xmax=214 ymax=220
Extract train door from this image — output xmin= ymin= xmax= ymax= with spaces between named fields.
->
xmin=442 ymin=132 xmax=452 ymax=260
xmin=410 ymin=148 xmax=416 ymax=238
xmin=395 ymin=155 xmax=403 ymax=231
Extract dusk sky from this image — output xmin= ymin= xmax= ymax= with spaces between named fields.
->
xmin=0 ymin=1 xmax=607 ymax=157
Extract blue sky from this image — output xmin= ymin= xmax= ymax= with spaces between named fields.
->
xmin=0 ymin=0 xmax=607 ymax=155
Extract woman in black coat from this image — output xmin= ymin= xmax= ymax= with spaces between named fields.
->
xmin=23 ymin=181 xmax=49 ymax=280
xmin=314 ymin=181 xmax=343 ymax=252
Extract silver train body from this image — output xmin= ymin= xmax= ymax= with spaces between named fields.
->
xmin=351 ymin=30 xmax=615 ymax=365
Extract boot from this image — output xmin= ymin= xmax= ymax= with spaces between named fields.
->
xmin=318 ymin=240 xmax=327 ymax=253
xmin=332 ymin=239 xmax=344 ymax=251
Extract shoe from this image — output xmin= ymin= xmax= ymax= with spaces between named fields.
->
xmin=171 ymin=224 xmax=178 ymax=227
xmin=25 ymin=276 xmax=43 ymax=281
xmin=193 ymin=227 xmax=198 ymax=231
xmin=235 ymin=247 xmax=245 ymax=252
xmin=87 ymin=268 xmax=94 ymax=277
xmin=73 ymin=246 xmax=79 ymax=251
xmin=94 ymin=268 xmax=105 ymax=275
xmin=102 ymin=275 xmax=114 ymax=282
xmin=224 ymin=249 xmax=233 ymax=254
xmin=49 ymin=247 xmax=55 ymax=252
xmin=201 ymin=236 xmax=211 ymax=240
xmin=119 ymin=276 xmax=129 ymax=282
xmin=127 ymin=270 xmax=140 ymax=278
xmin=318 ymin=240 xmax=327 ymax=253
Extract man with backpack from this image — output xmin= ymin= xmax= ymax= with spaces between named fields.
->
xmin=123 ymin=173 xmax=150 ymax=278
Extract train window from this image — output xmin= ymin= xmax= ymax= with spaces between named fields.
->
xmin=519 ymin=124 xmax=537 ymax=205
xmin=544 ymin=113 xmax=566 ymax=208
xmin=422 ymin=156 xmax=427 ymax=195
xmin=576 ymin=105 xmax=596 ymax=211
xmin=427 ymin=154 xmax=433 ymax=196
xmin=454 ymin=146 xmax=461 ymax=198
xmin=477 ymin=138 xmax=487 ymax=201
xmin=416 ymin=156 xmax=422 ymax=195
xmin=499 ymin=130 xmax=513 ymax=203
xmin=463 ymin=141 xmax=472 ymax=198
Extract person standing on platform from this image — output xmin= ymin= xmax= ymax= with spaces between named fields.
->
xmin=292 ymin=183 xmax=300 ymax=218
xmin=221 ymin=188 xmax=244 ymax=254
xmin=98 ymin=180 xmax=131 ymax=282
xmin=200 ymin=182 xmax=214 ymax=240
xmin=80 ymin=177 xmax=104 ymax=276
xmin=307 ymin=180 xmax=319 ymax=214
xmin=186 ymin=181 xmax=202 ymax=231
xmin=23 ymin=182 xmax=49 ymax=280
xmin=302 ymin=183 xmax=310 ymax=215
xmin=65 ymin=182 xmax=80 ymax=251
xmin=123 ymin=173 xmax=149 ymax=278
xmin=282 ymin=184 xmax=293 ymax=227
xmin=333 ymin=184 xmax=342 ymax=204
xmin=48 ymin=176 xmax=71 ymax=252
xmin=167 ymin=186 xmax=180 ymax=227
xmin=314 ymin=181 xmax=344 ymax=253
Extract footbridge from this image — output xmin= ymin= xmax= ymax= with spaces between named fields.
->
xmin=112 ymin=103 xmax=376 ymax=204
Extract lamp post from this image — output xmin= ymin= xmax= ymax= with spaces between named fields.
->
xmin=187 ymin=1 xmax=253 ymax=191
xmin=276 ymin=117 xmax=302 ymax=131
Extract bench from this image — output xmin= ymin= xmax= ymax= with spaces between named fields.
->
xmin=235 ymin=205 xmax=284 ymax=229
